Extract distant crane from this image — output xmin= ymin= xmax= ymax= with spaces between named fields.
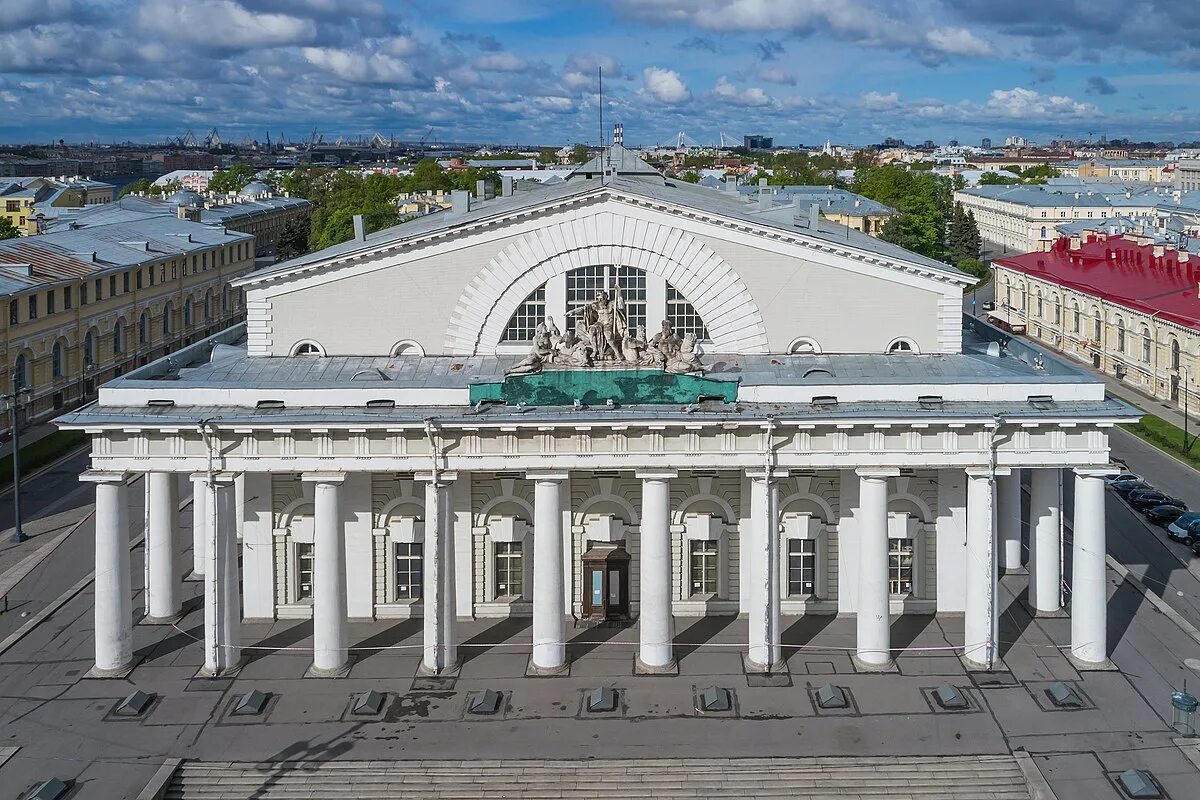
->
xmin=204 ymin=127 xmax=221 ymax=148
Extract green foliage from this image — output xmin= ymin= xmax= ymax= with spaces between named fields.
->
xmin=1122 ymin=413 xmax=1200 ymax=467
xmin=537 ymin=147 xmax=558 ymax=165
xmin=767 ymin=152 xmax=840 ymax=187
xmin=276 ymin=216 xmax=310 ymax=261
xmin=0 ymin=217 xmax=19 ymax=240
xmin=0 ymin=429 xmax=87 ymax=486
xmin=978 ymin=171 xmax=1020 ymax=186
xmin=120 ymin=178 xmax=154 ymax=197
xmin=1002 ymin=164 xmax=1023 ymax=174
xmin=207 ymin=164 xmax=257 ymax=195
xmin=948 ymin=202 xmax=982 ymax=268
xmin=571 ymin=143 xmax=590 ymax=164
xmin=853 ymin=165 xmax=954 ymax=261
xmin=955 ymin=258 xmax=990 ymax=287
xmin=677 ymin=171 xmax=701 ymax=184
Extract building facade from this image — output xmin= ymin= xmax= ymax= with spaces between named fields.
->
xmin=1 ymin=176 xmax=116 ymax=235
xmin=992 ymin=230 xmax=1200 ymax=413
xmin=0 ymin=213 xmax=252 ymax=433
xmin=61 ymin=147 xmax=1133 ymax=683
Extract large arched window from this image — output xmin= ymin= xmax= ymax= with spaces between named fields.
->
xmin=204 ymin=289 xmax=213 ymax=321
xmin=183 ymin=296 xmax=193 ymax=327
xmin=1092 ymin=307 xmax=1101 ymax=341
xmin=162 ymin=301 xmax=173 ymax=337
xmin=51 ymin=340 xmax=64 ymax=379
xmin=1172 ymin=337 xmax=1181 ymax=371
xmin=113 ymin=320 xmax=125 ymax=355
xmin=1141 ymin=326 xmax=1152 ymax=363
xmin=1035 ymin=289 xmax=1043 ymax=318
xmin=83 ymin=330 xmax=96 ymax=368
xmin=1115 ymin=316 xmax=1125 ymax=353
xmin=139 ymin=311 xmax=149 ymax=346
xmin=500 ymin=265 xmax=709 ymax=344
xmin=1071 ymin=301 xmax=1080 ymax=334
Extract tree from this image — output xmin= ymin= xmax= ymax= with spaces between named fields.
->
xmin=0 ymin=217 xmax=19 ymax=240
xmin=678 ymin=171 xmax=701 ymax=184
xmin=947 ymin=201 xmax=981 ymax=267
xmin=207 ymin=164 xmax=257 ymax=195
xmin=853 ymin=165 xmax=954 ymax=261
xmin=537 ymin=147 xmax=558 ymax=165
xmin=571 ymin=143 xmax=590 ymax=164
xmin=276 ymin=216 xmax=310 ymax=261
xmin=978 ymin=171 xmax=1020 ymax=186
xmin=120 ymin=178 xmax=154 ymax=197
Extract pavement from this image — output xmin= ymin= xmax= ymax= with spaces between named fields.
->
xmin=1 ymin=487 xmax=1200 ymax=798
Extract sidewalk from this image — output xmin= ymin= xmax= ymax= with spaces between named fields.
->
xmin=0 ymin=420 xmax=65 ymax=461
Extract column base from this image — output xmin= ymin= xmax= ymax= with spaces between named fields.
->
xmin=1000 ymin=565 xmax=1028 ymax=576
xmin=960 ymin=653 xmax=1009 ymax=673
xmin=415 ymin=660 xmax=461 ymax=679
xmin=851 ymin=654 xmax=898 ymax=673
xmin=526 ymin=657 xmax=571 ymax=677
xmin=194 ymin=657 xmax=245 ymax=679
xmin=305 ymin=655 xmax=356 ymax=679
xmin=1069 ymin=654 xmax=1118 ymax=672
xmin=742 ymin=652 xmax=789 ymax=675
xmin=184 ymin=570 xmax=205 ymax=582
xmin=85 ymin=657 xmax=142 ymax=680
xmin=633 ymin=655 xmax=679 ymax=676
xmin=140 ymin=611 xmax=185 ymax=626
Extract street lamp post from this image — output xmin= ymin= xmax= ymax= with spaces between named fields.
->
xmin=1183 ymin=366 xmax=1193 ymax=455
xmin=5 ymin=375 xmax=31 ymax=544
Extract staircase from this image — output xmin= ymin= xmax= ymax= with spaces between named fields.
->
xmin=165 ymin=755 xmax=1035 ymax=799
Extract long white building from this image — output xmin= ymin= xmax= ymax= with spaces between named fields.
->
xmin=61 ymin=146 xmax=1135 ymax=682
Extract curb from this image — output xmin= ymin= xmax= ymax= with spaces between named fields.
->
xmin=136 ymin=757 xmax=183 ymax=800
xmin=1112 ymin=426 xmax=1200 ymax=482
xmin=0 ymin=442 xmax=89 ymax=498
xmin=1013 ymin=750 xmax=1059 ymax=800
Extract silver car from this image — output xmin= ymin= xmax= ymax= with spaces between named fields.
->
xmin=1167 ymin=512 xmax=1200 ymax=542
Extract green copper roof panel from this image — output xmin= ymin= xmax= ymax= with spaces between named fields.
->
xmin=469 ymin=369 xmax=738 ymax=406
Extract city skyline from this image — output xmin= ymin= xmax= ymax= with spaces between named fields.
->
xmin=1 ymin=0 xmax=1199 ymax=146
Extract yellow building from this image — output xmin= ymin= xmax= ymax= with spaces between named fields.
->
xmin=0 ymin=176 xmax=115 ymax=235
xmin=0 ymin=212 xmax=253 ymax=433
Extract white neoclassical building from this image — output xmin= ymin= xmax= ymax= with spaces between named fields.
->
xmin=62 ymin=146 xmax=1136 ymax=682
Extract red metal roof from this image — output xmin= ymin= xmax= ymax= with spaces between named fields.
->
xmin=995 ymin=234 xmax=1200 ymax=331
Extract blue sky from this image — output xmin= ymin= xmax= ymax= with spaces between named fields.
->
xmin=1 ymin=0 xmax=1198 ymax=146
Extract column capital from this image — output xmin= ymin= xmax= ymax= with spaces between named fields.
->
xmin=746 ymin=467 xmax=788 ymax=481
xmin=1074 ymin=466 xmax=1121 ymax=478
xmin=80 ymin=469 xmax=130 ymax=485
xmin=635 ymin=469 xmax=678 ymax=480
xmin=855 ymin=467 xmax=900 ymax=479
xmin=301 ymin=471 xmax=346 ymax=485
xmin=965 ymin=466 xmax=1012 ymax=478
xmin=525 ymin=469 xmax=569 ymax=482
xmin=191 ymin=471 xmax=237 ymax=486
xmin=415 ymin=470 xmax=458 ymax=484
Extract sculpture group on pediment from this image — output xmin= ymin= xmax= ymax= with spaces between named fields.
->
xmin=505 ymin=289 xmax=705 ymax=376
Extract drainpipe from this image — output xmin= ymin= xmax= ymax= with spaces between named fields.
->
xmin=197 ymin=417 xmax=220 ymax=673
xmin=763 ymin=415 xmax=778 ymax=673
xmin=986 ymin=414 xmax=1004 ymax=669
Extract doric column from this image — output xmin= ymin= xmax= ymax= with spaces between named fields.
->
xmin=145 ymin=471 xmax=182 ymax=622
xmin=529 ymin=470 xmax=569 ymax=674
xmin=1071 ymin=468 xmax=1111 ymax=666
xmin=189 ymin=473 xmax=208 ymax=577
xmin=746 ymin=468 xmax=784 ymax=671
xmin=419 ymin=471 xmax=458 ymax=674
xmin=203 ymin=473 xmax=241 ymax=675
xmin=636 ymin=470 xmax=677 ymax=673
xmin=855 ymin=468 xmax=897 ymax=669
xmin=1027 ymin=469 xmax=1063 ymax=614
xmin=304 ymin=472 xmax=349 ymax=676
xmin=964 ymin=468 xmax=1001 ymax=669
xmin=83 ymin=470 xmax=132 ymax=676
xmin=996 ymin=469 xmax=1023 ymax=572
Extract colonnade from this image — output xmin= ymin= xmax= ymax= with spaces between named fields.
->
xmin=83 ymin=465 xmax=1112 ymax=678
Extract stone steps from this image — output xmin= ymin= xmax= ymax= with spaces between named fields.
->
xmin=164 ymin=756 xmax=1033 ymax=799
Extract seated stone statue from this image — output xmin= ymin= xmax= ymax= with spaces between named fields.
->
xmin=621 ymin=326 xmax=649 ymax=364
xmin=505 ymin=322 xmax=552 ymax=376
xmin=665 ymin=333 xmax=705 ymax=375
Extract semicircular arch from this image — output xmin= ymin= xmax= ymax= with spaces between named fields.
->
xmin=444 ymin=212 xmax=769 ymax=355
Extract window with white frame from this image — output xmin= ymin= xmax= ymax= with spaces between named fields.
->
xmin=494 ymin=541 xmax=524 ymax=598
xmin=787 ymin=539 xmax=817 ymax=597
xmin=393 ymin=542 xmax=423 ymax=600
xmin=667 ymin=285 xmax=708 ymax=340
xmin=1141 ymin=326 xmax=1152 ymax=363
xmin=500 ymin=265 xmax=708 ymax=345
xmin=295 ymin=542 xmax=315 ymax=601
xmin=689 ymin=539 xmax=719 ymax=596
xmin=888 ymin=538 xmax=915 ymax=595
xmin=501 ymin=286 xmax=545 ymax=343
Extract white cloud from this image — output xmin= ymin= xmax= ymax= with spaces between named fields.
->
xmin=983 ymin=87 xmax=1098 ymax=118
xmin=711 ymin=76 xmax=773 ymax=107
xmin=302 ymin=47 xmax=419 ymax=85
xmin=641 ymin=66 xmax=691 ymax=103
xmin=475 ymin=52 xmax=529 ymax=72
xmin=758 ymin=66 xmax=796 ymax=86
xmin=925 ymin=27 xmax=993 ymax=57
xmin=137 ymin=0 xmax=317 ymax=50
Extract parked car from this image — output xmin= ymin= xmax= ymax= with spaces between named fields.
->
xmin=1105 ymin=472 xmax=1142 ymax=485
xmin=1191 ymin=534 xmax=1200 ymax=557
xmin=1130 ymin=492 xmax=1187 ymax=513
xmin=1167 ymin=512 xmax=1200 ymax=542
xmin=1112 ymin=479 xmax=1150 ymax=498
xmin=1146 ymin=505 xmax=1189 ymax=526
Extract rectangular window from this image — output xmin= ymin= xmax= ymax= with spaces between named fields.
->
xmin=27 ymin=294 xmax=36 ymax=320
xmin=80 ymin=282 xmax=88 ymax=305
xmin=171 ymin=261 xmax=177 ymax=280
xmin=494 ymin=541 xmax=523 ymax=598
xmin=63 ymin=286 xmax=72 ymax=310
xmin=159 ymin=265 xmax=166 ymax=282
xmin=787 ymin=539 xmax=817 ymax=597
xmin=94 ymin=277 xmax=101 ymax=301
xmin=889 ymin=539 xmax=914 ymax=595
xmin=9 ymin=300 xmax=17 ymax=326
xmin=689 ymin=540 xmax=719 ymax=596
xmin=295 ymin=543 xmax=315 ymax=601
xmin=394 ymin=542 xmax=423 ymax=600
xmin=4 ymin=200 xmax=17 ymax=212
xmin=46 ymin=291 xmax=55 ymax=315
xmin=122 ymin=272 xmax=130 ymax=293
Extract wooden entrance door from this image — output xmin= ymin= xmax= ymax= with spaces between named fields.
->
xmin=581 ymin=545 xmax=630 ymax=620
